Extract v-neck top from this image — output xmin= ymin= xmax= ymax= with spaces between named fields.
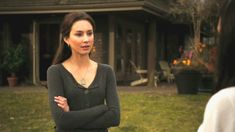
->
xmin=47 ymin=63 xmax=120 ymax=132
xmin=60 ymin=63 xmax=99 ymax=89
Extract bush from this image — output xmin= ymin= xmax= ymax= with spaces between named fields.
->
xmin=0 ymin=43 xmax=26 ymax=75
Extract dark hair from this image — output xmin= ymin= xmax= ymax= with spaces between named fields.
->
xmin=52 ymin=12 xmax=96 ymax=65
xmin=215 ymin=0 xmax=235 ymax=92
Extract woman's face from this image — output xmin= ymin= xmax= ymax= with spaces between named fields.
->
xmin=64 ymin=20 xmax=94 ymax=56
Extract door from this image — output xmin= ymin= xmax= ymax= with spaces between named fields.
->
xmin=115 ymin=19 xmax=146 ymax=82
xmin=38 ymin=23 xmax=59 ymax=81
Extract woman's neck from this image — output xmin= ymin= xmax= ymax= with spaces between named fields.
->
xmin=69 ymin=54 xmax=91 ymax=68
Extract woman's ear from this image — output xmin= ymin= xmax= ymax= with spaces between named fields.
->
xmin=63 ymin=37 xmax=70 ymax=46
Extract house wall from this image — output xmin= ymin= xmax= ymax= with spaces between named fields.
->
xmin=91 ymin=15 xmax=109 ymax=64
xmin=0 ymin=15 xmax=33 ymax=85
xmin=156 ymin=23 xmax=189 ymax=63
xmin=0 ymin=14 xmax=124 ymax=85
xmin=0 ymin=0 xmax=183 ymax=86
xmin=0 ymin=12 xmax=189 ymax=86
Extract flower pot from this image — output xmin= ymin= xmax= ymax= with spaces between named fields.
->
xmin=199 ymin=73 xmax=214 ymax=93
xmin=7 ymin=76 xmax=18 ymax=87
xmin=175 ymin=69 xmax=202 ymax=94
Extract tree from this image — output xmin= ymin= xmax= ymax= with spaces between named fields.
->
xmin=168 ymin=0 xmax=223 ymax=46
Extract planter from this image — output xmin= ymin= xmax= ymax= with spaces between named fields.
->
xmin=199 ymin=73 xmax=214 ymax=93
xmin=1 ymin=43 xmax=26 ymax=87
xmin=7 ymin=76 xmax=18 ymax=87
xmin=175 ymin=69 xmax=202 ymax=94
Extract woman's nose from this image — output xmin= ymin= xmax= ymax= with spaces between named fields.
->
xmin=83 ymin=35 xmax=89 ymax=42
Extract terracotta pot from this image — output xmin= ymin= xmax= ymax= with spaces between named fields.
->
xmin=7 ymin=76 xmax=18 ymax=87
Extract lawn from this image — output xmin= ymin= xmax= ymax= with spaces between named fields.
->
xmin=0 ymin=86 xmax=210 ymax=132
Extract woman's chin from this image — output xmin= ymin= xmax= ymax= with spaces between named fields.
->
xmin=78 ymin=51 xmax=91 ymax=56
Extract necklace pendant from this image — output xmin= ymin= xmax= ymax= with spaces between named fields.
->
xmin=80 ymin=78 xmax=86 ymax=86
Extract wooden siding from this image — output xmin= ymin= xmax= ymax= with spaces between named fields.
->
xmin=0 ymin=0 xmax=141 ymax=7
xmin=0 ymin=0 xmax=169 ymax=19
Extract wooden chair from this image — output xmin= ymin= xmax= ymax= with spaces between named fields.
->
xmin=129 ymin=60 xmax=148 ymax=86
xmin=159 ymin=60 xmax=175 ymax=83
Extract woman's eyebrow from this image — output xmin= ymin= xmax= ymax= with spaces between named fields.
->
xmin=75 ymin=30 xmax=83 ymax=33
xmin=75 ymin=29 xmax=93 ymax=32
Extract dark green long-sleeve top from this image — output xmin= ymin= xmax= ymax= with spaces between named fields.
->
xmin=47 ymin=63 xmax=120 ymax=132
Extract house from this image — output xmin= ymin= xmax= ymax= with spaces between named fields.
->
xmin=0 ymin=0 xmax=189 ymax=86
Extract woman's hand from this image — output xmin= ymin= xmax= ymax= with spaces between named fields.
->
xmin=54 ymin=96 xmax=70 ymax=112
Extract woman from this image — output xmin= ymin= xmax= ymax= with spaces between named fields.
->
xmin=47 ymin=12 xmax=120 ymax=132
xmin=198 ymin=0 xmax=235 ymax=131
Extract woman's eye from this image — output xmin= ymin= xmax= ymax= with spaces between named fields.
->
xmin=76 ymin=33 xmax=83 ymax=37
xmin=87 ymin=31 xmax=93 ymax=36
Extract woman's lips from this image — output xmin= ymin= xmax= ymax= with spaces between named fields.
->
xmin=81 ymin=45 xmax=90 ymax=50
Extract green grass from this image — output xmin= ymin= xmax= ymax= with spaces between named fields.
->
xmin=0 ymin=88 xmax=54 ymax=132
xmin=0 ymin=87 xmax=210 ymax=132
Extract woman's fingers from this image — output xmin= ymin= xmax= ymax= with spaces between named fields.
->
xmin=57 ymin=103 xmax=66 ymax=109
xmin=54 ymin=97 xmax=66 ymax=103
xmin=54 ymin=96 xmax=70 ymax=112
xmin=54 ymin=96 xmax=67 ymax=105
xmin=54 ymin=96 xmax=67 ymax=101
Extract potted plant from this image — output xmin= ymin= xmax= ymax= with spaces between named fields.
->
xmin=0 ymin=43 xmax=26 ymax=87
xmin=172 ymin=40 xmax=217 ymax=94
xmin=172 ymin=59 xmax=203 ymax=94
xmin=168 ymin=0 xmax=220 ymax=94
xmin=172 ymin=42 xmax=209 ymax=94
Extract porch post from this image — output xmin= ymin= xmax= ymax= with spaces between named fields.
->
xmin=147 ymin=19 xmax=157 ymax=87
xmin=32 ymin=21 xmax=38 ymax=85
xmin=108 ymin=15 xmax=115 ymax=68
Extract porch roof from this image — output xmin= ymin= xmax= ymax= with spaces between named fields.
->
xmin=0 ymin=0 xmax=169 ymax=19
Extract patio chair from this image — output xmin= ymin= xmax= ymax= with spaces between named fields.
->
xmin=159 ymin=60 xmax=175 ymax=83
xmin=129 ymin=60 xmax=148 ymax=86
